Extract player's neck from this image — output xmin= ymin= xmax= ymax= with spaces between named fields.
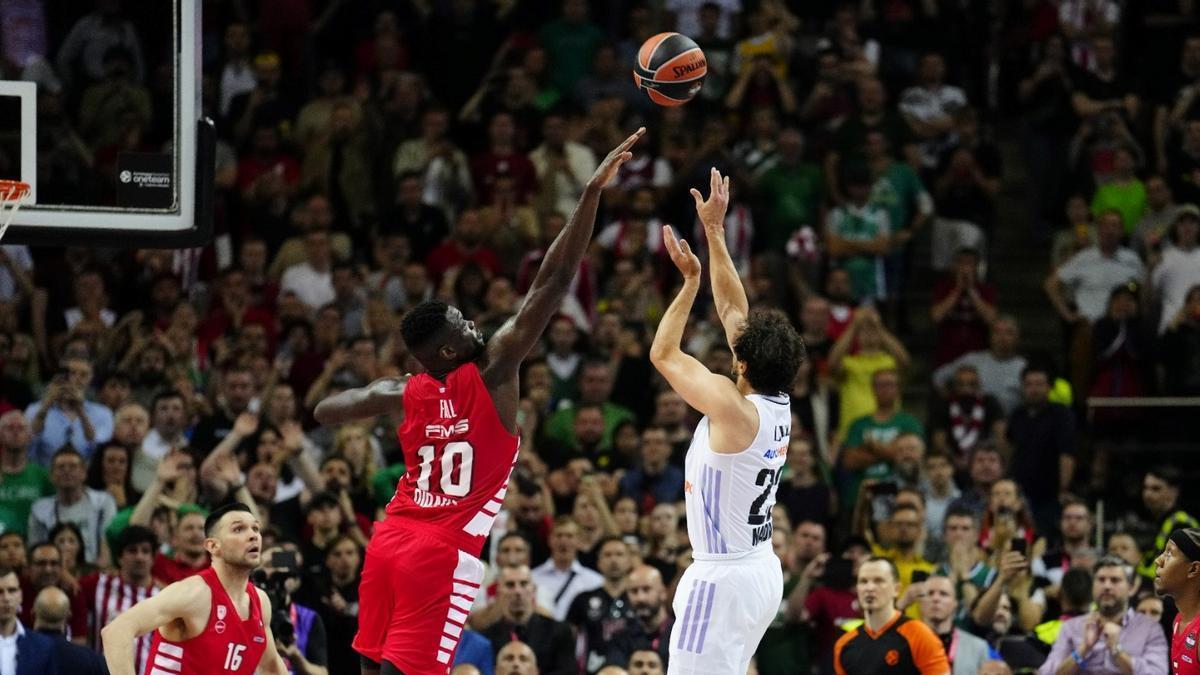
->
xmin=864 ymin=607 xmax=898 ymax=633
xmin=1177 ymin=594 xmax=1200 ymax=625
xmin=212 ymin=560 xmax=251 ymax=598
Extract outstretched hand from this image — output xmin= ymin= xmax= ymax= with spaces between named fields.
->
xmin=588 ymin=127 xmax=646 ymax=189
xmin=690 ymin=167 xmax=731 ymax=233
xmin=662 ymin=225 xmax=701 ymax=281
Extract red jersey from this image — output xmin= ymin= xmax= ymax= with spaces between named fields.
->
xmin=144 ymin=567 xmax=267 ymax=675
xmin=385 ymin=362 xmax=520 ymax=558
xmin=1173 ymin=612 xmax=1200 ymax=674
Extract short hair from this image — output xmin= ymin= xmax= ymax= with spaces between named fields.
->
xmin=732 ymin=309 xmax=807 ymax=395
xmin=596 ymin=535 xmax=627 ymax=554
xmin=1148 ymin=465 xmax=1183 ymax=489
xmin=114 ymin=526 xmax=158 ymax=557
xmin=1062 ymin=567 xmax=1094 ymax=608
xmin=1061 ymin=498 xmax=1091 ymax=516
xmin=1020 ymin=363 xmax=1051 ymax=382
xmin=861 ymin=556 xmax=900 ymax=582
xmin=400 ymin=300 xmax=450 ymax=351
xmin=151 ymin=389 xmax=185 ymax=411
xmin=205 ymin=502 xmax=255 ymax=537
xmin=944 ymin=505 xmax=979 ymax=528
xmin=890 ymin=503 xmax=921 ymax=519
xmin=51 ymin=447 xmax=84 ymax=466
xmin=925 ymin=450 xmax=953 ymax=465
xmin=552 ymin=515 xmax=580 ymax=532
xmin=499 ymin=531 xmax=531 ymax=547
xmin=1093 ymin=555 xmax=1135 ymax=584
xmin=0 ymin=565 xmax=15 ymax=582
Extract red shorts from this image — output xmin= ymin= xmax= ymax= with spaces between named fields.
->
xmin=352 ymin=521 xmax=485 ymax=673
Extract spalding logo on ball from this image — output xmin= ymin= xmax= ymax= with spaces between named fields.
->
xmin=633 ymin=32 xmax=707 ymax=106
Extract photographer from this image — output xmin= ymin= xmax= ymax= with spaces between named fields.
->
xmin=26 ymin=359 xmax=114 ymax=465
xmin=255 ymin=545 xmax=329 ymax=675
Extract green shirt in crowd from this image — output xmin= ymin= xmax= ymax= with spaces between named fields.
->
xmin=0 ymin=462 xmax=53 ymax=536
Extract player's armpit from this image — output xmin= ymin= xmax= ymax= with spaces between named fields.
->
xmin=102 ymin=577 xmax=209 ymax=675
xmin=255 ymin=588 xmax=290 ymax=675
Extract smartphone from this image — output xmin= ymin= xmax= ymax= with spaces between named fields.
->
xmin=1011 ymin=538 xmax=1028 ymax=556
xmin=270 ymin=550 xmax=298 ymax=571
xmin=871 ymin=480 xmax=899 ymax=496
xmin=911 ymin=570 xmax=930 ymax=584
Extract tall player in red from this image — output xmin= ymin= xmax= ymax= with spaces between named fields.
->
xmin=313 ymin=128 xmax=645 ymax=675
xmin=1155 ymin=527 xmax=1200 ymax=674
xmin=100 ymin=503 xmax=287 ymax=675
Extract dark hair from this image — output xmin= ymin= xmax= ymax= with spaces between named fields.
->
xmin=151 ymin=389 xmax=186 ymax=412
xmin=596 ymin=535 xmax=627 ymax=554
xmin=499 ymin=531 xmax=531 ymax=547
xmin=0 ymin=566 xmax=15 ymax=583
xmin=862 ymin=556 xmax=901 ymax=582
xmin=400 ymin=300 xmax=450 ymax=351
xmin=51 ymin=446 xmax=84 ymax=466
xmin=1020 ymin=363 xmax=1051 ymax=382
xmin=890 ymin=503 xmax=921 ymax=519
xmin=1062 ymin=567 xmax=1093 ymax=610
xmin=943 ymin=505 xmax=979 ymax=528
xmin=114 ymin=525 xmax=158 ymax=558
xmin=85 ymin=442 xmax=137 ymax=501
xmin=205 ymin=502 xmax=255 ymax=537
xmin=732 ymin=310 xmax=806 ymax=395
xmin=98 ymin=370 xmax=131 ymax=388
xmin=1148 ymin=465 xmax=1183 ymax=489
xmin=47 ymin=522 xmax=86 ymax=569
xmin=305 ymin=491 xmax=341 ymax=515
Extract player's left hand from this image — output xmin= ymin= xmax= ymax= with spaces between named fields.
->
xmin=663 ymin=225 xmax=701 ymax=281
xmin=690 ymin=167 xmax=731 ymax=233
xmin=588 ymin=127 xmax=646 ymax=190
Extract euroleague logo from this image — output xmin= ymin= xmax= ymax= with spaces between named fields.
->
xmin=216 ymin=604 xmax=227 ymax=634
xmin=885 ymin=649 xmax=900 ymax=666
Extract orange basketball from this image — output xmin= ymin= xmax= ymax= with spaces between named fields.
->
xmin=632 ymin=32 xmax=707 ymax=107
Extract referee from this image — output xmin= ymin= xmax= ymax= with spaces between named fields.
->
xmin=834 ymin=557 xmax=949 ymax=675
xmin=1155 ymin=528 xmax=1200 ymax=674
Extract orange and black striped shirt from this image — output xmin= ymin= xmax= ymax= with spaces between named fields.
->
xmin=834 ymin=610 xmax=950 ymax=675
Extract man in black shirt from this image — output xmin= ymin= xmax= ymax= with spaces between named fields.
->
xmin=1006 ymin=364 xmax=1076 ymax=538
xmin=567 ymin=537 xmax=635 ymax=674
xmin=607 ymin=565 xmax=673 ymax=669
xmin=482 ymin=565 xmax=575 ymax=675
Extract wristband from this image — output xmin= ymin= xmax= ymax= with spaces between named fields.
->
xmin=1072 ymin=649 xmax=1084 ymax=666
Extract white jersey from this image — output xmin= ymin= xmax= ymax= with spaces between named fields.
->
xmin=683 ymin=393 xmax=791 ymax=560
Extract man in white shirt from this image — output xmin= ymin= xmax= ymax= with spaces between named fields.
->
xmin=0 ymin=566 xmax=55 ymax=675
xmin=899 ymin=53 xmax=968 ymax=170
xmin=665 ymin=0 xmax=741 ymax=40
xmin=280 ymin=229 xmax=335 ymax=311
xmin=531 ymin=516 xmax=603 ymax=621
xmin=28 ymin=448 xmax=117 ymax=565
xmin=132 ymin=390 xmax=189 ymax=493
xmin=1152 ymin=206 xmax=1200 ymax=334
xmin=1046 ymin=210 xmax=1145 ymax=323
xmin=529 ymin=112 xmax=598 ymax=218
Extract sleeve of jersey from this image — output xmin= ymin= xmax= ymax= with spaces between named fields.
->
xmin=899 ymin=620 xmax=950 ymax=675
xmin=832 ymin=631 xmax=853 ymax=675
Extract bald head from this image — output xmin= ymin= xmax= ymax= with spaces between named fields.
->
xmin=496 ymin=640 xmax=538 ymax=675
xmin=451 ymin=666 xmax=483 ymax=675
xmin=34 ymin=586 xmax=70 ymax=630
xmin=597 ymin=668 xmax=629 ymax=675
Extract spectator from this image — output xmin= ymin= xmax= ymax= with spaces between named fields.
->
xmin=931 ymin=248 xmax=998 ymax=367
xmin=1161 ymin=284 xmax=1200 ymax=395
xmin=1038 ymin=556 xmax=1168 ymax=674
xmin=471 ymin=112 xmax=539 ymax=206
xmin=258 ymin=544 xmax=330 ymax=675
xmin=530 ymin=112 xmax=598 ymax=220
xmin=933 ymin=316 xmax=1027 ymax=415
xmin=84 ymin=441 xmax=137 ymax=509
xmin=28 ymin=448 xmax=116 ymax=565
xmin=131 ymin=390 xmax=189 ymax=493
xmin=1035 ymin=500 xmax=1098 ymax=601
xmin=1006 ymin=364 xmax=1076 ymax=537
xmin=619 ymin=427 xmax=684 ymax=513
xmin=863 ymin=504 xmax=935 ymax=619
xmin=826 ymin=78 xmax=919 ymax=205
xmin=1152 ymin=206 xmax=1200 ymax=334
xmin=80 ymin=526 xmax=158 ymax=670
xmin=606 ymin=565 xmax=672 ymax=669
xmin=838 ymin=369 xmax=924 ymax=510
xmin=541 ymin=360 xmax=636 ymax=458
xmin=539 ymin=0 xmax=605 ymax=94
xmin=483 ymin=565 xmax=575 ymax=675
xmin=829 ymin=306 xmax=912 ymax=438
xmin=775 ymin=437 xmax=833 ymax=529
xmin=1136 ymin=466 xmax=1199 ymax=581
xmin=0 ymin=412 xmax=52 ymax=537
xmin=426 ymin=209 xmax=502 ymax=285
xmin=392 ymin=107 xmax=474 ymax=222
xmin=55 ymin=0 xmax=146 ymax=88
xmin=19 ymin=542 xmax=87 ymax=640
xmin=32 ymin=585 xmax=105 ymax=673
xmin=25 ymin=358 xmax=114 ymax=464
xmin=920 ymin=453 xmax=961 ymax=548
xmin=928 ymin=364 xmax=1005 ymax=473
xmin=147 ymin=509 xmax=209 ymax=585
xmin=495 ymin=640 xmax=539 ymax=675
xmin=0 ymin=565 xmax=55 ymax=674
xmin=826 ymin=166 xmax=893 ymax=304
xmin=189 ymin=364 xmax=257 ymax=457
xmin=531 ymin=516 xmax=603 ymax=621
xmin=1045 ymin=209 xmax=1145 ymax=325
xmin=920 ymin=575 xmax=992 ymax=674
xmin=280 ymin=229 xmax=337 ymax=312
xmin=755 ymin=127 xmax=824 ymax=251
xmin=935 ymin=507 xmax=988 ymax=606
xmin=567 ymin=537 xmax=634 ymax=674
xmin=900 ymin=53 xmax=968 ymax=171
xmin=1090 ymin=147 xmax=1147 ymax=234
xmin=1132 ymin=176 xmax=1181 ymax=263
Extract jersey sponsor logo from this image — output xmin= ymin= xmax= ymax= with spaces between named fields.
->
xmin=684 ymin=480 xmax=693 ymax=494
xmin=1185 ymin=654 xmax=1195 ymax=664
xmin=413 ymin=487 xmax=461 ymax=508
xmin=253 ymin=636 xmax=265 ymax=643
xmin=885 ymin=649 xmax=900 ymax=666
xmin=1189 ymin=633 xmax=1197 ymax=648
xmin=439 ymin=399 xmax=457 ymax=419
xmin=425 ymin=419 xmax=470 ymax=439
xmin=214 ymin=620 xmax=226 ymax=634
xmin=763 ymin=445 xmax=788 ymax=460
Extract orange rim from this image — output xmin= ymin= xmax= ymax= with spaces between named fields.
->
xmin=0 ymin=180 xmax=30 ymax=202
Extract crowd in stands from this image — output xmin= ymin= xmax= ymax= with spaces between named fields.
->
xmin=1 ymin=0 xmax=1200 ymax=673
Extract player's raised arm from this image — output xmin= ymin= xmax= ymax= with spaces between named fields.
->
xmin=101 ymin=576 xmax=208 ymax=675
xmin=649 ymin=227 xmax=756 ymax=434
xmin=691 ymin=167 xmax=749 ymax=349
xmin=482 ymin=127 xmax=645 ymax=385
xmin=312 ymin=374 xmax=409 ymax=425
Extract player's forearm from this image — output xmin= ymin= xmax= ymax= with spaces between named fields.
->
xmin=707 ymin=232 xmax=749 ymax=340
xmin=649 ymin=278 xmax=700 ymax=364
xmin=534 ymin=183 xmax=602 ymax=290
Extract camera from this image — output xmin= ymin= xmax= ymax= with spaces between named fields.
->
xmin=251 ymin=551 xmax=300 ymax=646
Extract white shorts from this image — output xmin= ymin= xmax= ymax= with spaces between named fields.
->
xmin=667 ymin=547 xmax=783 ymax=674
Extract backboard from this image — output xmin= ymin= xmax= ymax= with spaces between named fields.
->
xmin=0 ymin=0 xmax=211 ymax=247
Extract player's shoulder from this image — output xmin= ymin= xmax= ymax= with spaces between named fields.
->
xmin=833 ymin=624 xmax=862 ymax=649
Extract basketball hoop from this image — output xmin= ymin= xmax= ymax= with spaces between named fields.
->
xmin=0 ymin=180 xmax=31 ymax=243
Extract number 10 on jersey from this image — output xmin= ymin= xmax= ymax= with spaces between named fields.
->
xmin=416 ymin=441 xmax=475 ymax=497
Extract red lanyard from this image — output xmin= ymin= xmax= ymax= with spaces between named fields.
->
xmin=947 ymin=628 xmax=959 ymax=663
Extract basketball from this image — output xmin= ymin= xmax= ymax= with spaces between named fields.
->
xmin=632 ymin=32 xmax=707 ymax=107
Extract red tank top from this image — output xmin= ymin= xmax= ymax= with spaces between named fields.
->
xmin=143 ymin=567 xmax=267 ymax=675
xmin=1174 ymin=612 xmax=1200 ymax=674
xmin=385 ymin=362 xmax=520 ymax=557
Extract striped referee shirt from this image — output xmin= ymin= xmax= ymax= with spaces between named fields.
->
xmin=81 ymin=572 xmax=160 ymax=672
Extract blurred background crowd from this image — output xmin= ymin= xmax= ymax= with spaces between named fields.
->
xmin=1 ymin=0 xmax=1200 ymax=673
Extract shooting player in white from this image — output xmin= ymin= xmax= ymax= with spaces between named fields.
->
xmin=649 ymin=169 xmax=807 ymax=674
